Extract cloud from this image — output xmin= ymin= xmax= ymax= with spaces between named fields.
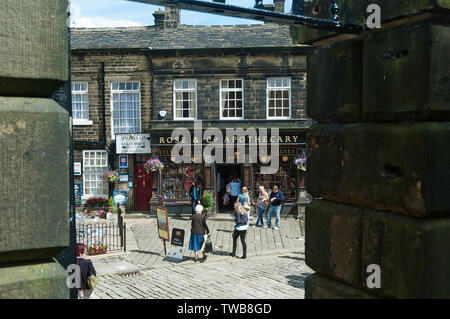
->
xmin=70 ymin=3 xmax=143 ymax=28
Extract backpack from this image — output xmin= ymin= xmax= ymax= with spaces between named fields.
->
xmin=235 ymin=212 xmax=248 ymax=225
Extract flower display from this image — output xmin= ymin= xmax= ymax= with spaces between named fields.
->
xmin=87 ymin=243 xmax=108 ymax=255
xmin=102 ymin=171 xmax=119 ymax=183
xmin=295 ymin=157 xmax=307 ymax=172
xmin=145 ymin=158 xmax=165 ymax=172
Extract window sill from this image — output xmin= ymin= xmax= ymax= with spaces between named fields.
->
xmin=73 ymin=119 xmax=93 ymax=126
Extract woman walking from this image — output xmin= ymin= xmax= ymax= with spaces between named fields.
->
xmin=189 ymin=204 xmax=211 ymax=262
xmin=229 ymin=202 xmax=249 ymax=259
xmin=255 ymin=186 xmax=268 ymax=227
xmin=76 ymin=243 xmax=98 ymax=299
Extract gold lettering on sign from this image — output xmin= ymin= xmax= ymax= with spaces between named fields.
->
xmin=193 ymin=137 xmax=200 ymax=143
xmin=293 ymin=136 xmax=298 ymax=142
xmin=160 ymin=137 xmax=165 ymax=144
xmin=167 ymin=137 xmax=173 ymax=143
xmin=285 ymin=136 xmax=291 ymax=143
xmin=278 ymin=136 xmax=283 ymax=143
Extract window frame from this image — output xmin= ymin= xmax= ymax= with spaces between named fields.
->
xmin=110 ymin=81 xmax=142 ymax=140
xmin=219 ymin=78 xmax=244 ymax=120
xmin=266 ymin=77 xmax=292 ymax=120
xmin=82 ymin=150 xmax=108 ymax=199
xmin=173 ymin=79 xmax=197 ymax=121
xmin=72 ymin=81 xmax=92 ymax=125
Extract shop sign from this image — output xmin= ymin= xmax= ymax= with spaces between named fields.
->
xmin=157 ymin=207 xmax=170 ymax=242
xmin=74 ymin=183 xmax=82 ymax=204
xmin=119 ymin=155 xmax=128 ymax=168
xmin=113 ymin=190 xmax=128 ymax=206
xmin=170 ymin=228 xmax=185 ymax=247
xmin=74 ymin=162 xmax=82 ymax=176
xmin=116 ymin=134 xmax=151 ymax=154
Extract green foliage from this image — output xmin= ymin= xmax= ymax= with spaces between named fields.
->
xmin=201 ymin=192 xmax=213 ymax=211
xmin=108 ymin=196 xmax=114 ymax=207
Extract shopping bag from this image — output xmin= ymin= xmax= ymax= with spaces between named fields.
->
xmin=204 ymin=236 xmax=213 ymax=253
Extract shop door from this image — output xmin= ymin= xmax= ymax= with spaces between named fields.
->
xmin=135 ymin=164 xmax=152 ymax=211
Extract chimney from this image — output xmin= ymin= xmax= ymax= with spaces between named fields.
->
xmin=164 ymin=7 xmax=180 ymax=29
xmin=153 ymin=9 xmax=165 ymax=29
xmin=274 ymin=0 xmax=285 ymax=13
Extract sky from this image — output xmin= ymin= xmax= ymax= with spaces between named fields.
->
xmin=70 ymin=0 xmax=294 ymax=28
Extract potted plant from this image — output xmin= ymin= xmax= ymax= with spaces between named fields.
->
xmin=87 ymin=244 xmax=108 ymax=255
xmin=201 ymin=192 xmax=214 ymax=216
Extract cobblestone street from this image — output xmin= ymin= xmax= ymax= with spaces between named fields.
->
xmin=95 ymin=252 xmax=311 ymax=299
xmin=87 ymin=215 xmax=312 ymax=299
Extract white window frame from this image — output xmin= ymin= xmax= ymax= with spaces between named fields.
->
xmin=82 ymin=150 xmax=108 ymax=199
xmin=72 ymin=82 xmax=92 ymax=125
xmin=219 ymin=79 xmax=244 ymax=120
xmin=173 ymin=79 xmax=197 ymax=120
xmin=110 ymin=82 xmax=141 ymax=140
xmin=266 ymin=77 xmax=291 ymax=120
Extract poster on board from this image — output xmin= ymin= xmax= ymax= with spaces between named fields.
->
xmin=156 ymin=206 xmax=170 ymax=242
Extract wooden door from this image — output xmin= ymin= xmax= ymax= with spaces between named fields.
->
xmin=135 ymin=164 xmax=152 ymax=211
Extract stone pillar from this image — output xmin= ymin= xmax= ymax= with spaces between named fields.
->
xmin=0 ymin=0 xmax=70 ymax=298
xmin=302 ymin=1 xmax=450 ymax=298
xmin=164 ymin=7 xmax=180 ymax=29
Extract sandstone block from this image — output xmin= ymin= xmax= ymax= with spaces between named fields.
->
xmin=0 ymin=97 xmax=70 ymax=264
xmin=362 ymin=209 xmax=450 ymax=298
xmin=305 ymin=273 xmax=380 ymax=299
xmin=305 ymin=200 xmax=363 ymax=287
xmin=307 ymin=39 xmax=362 ymax=122
xmin=363 ymin=21 xmax=450 ymax=121
xmin=307 ymin=122 xmax=450 ymax=217
xmin=0 ymin=0 xmax=69 ymax=97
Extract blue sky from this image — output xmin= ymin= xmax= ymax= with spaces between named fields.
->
xmin=70 ymin=0 xmax=294 ymax=28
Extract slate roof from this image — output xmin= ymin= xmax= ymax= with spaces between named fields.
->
xmin=71 ymin=24 xmax=294 ymax=50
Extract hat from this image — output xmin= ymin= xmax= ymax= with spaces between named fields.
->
xmin=195 ymin=204 xmax=204 ymax=213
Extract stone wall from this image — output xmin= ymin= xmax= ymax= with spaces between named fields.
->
xmin=303 ymin=1 xmax=450 ymax=298
xmin=0 ymin=0 xmax=70 ymax=298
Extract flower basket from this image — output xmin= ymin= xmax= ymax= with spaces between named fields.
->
xmin=144 ymin=158 xmax=165 ymax=172
xmin=102 ymin=171 xmax=119 ymax=183
xmin=86 ymin=197 xmax=107 ymax=208
xmin=295 ymin=158 xmax=307 ymax=172
xmin=87 ymin=244 xmax=108 ymax=255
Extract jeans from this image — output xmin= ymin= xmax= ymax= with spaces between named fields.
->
xmin=230 ymin=195 xmax=238 ymax=208
xmin=256 ymin=206 xmax=265 ymax=226
xmin=267 ymin=205 xmax=281 ymax=228
xmin=191 ymin=200 xmax=199 ymax=215
xmin=232 ymin=229 xmax=247 ymax=258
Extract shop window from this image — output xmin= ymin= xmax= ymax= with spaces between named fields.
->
xmin=72 ymin=82 xmax=91 ymax=125
xmin=174 ymin=79 xmax=197 ymax=120
xmin=111 ymin=82 xmax=141 ymax=139
xmin=267 ymin=78 xmax=291 ymax=119
xmin=162 ymin=162 xmax=203 ymax=200
xmin=253 ymin=163 xmax=297 ymax=201
xmin=83 ymin=150 xmax=108 ymax=198
xmin=220 ymin=79 xmax=244 ymax=119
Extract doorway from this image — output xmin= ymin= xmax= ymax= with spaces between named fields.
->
xmin=216 ymin=164 xmax=241 ymax=213
xmin=135 ymin=164 xmax=152 ymax=211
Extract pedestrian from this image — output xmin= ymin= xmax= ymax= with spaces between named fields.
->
xmin=189 ymin=180 xmax=202 ymax=215
xmin=265 ymin=185 xmax=284 ymax=230
xmin=236 ymin=186 xmax=251 ymax=217
xmin=189 ymin=204 xmax=211 ymax=262
xmin=76 ymin=243 xmax=98 ymax=299
xmin=255 ymin=185 xmax=269 ymax=227
xmin=229 ymin=176 xmax=241 ymax=208
xmin=229 ymin=202 xmax=249 ymax=259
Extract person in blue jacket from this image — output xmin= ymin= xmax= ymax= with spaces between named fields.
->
xmin=189 ymin=180 xmax=202 ymax=215
xmin=265 ymin=185 xmax=284 ymax=230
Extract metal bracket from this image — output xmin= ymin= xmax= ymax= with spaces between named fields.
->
xmin=128 ymin=0 xmax=363 ymax=33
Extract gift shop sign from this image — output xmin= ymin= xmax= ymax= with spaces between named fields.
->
xmin=116 ymin=134 xmax=151 ymax=154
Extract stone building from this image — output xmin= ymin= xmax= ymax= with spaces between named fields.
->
xmin=70 ymin=5 xmax=311 ymax=215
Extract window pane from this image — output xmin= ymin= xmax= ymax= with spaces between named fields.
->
xmin=283 ymin=108 xmax=289 ymax=117
xmin=283 ymin=91 xmax=289 ymax=98
xmin=221 ymin=80 xmax=228 ymax=88
xmin=236 ymin=109 xmax=242 ymax=118
xmin=269 ymin=109 xmax=275 ymax=117
xmin=236 ymin=80 xmax=242 ymax=88
xmin=236 ymin=91 xmax=242 ymax=100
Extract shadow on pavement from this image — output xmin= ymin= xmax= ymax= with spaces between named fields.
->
xmin=216 ymin=229 xmax=233 ymax=233
xmin=277 ymin=255 xmax=305 ymax=262
xmin=285 ymin=273 xmax=310 ymax=289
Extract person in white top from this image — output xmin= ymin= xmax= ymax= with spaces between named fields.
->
xmin=229 ymin=202 xmax=249 ymax=259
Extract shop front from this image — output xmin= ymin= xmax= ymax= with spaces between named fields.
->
xmin=150 ymin=129 xmax=307 ymax=215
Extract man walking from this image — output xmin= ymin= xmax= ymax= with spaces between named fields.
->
xmin=265 ymin=185 xmax=284 ymax=230
xmin=229 ymin=176 xmax=241 ymax=209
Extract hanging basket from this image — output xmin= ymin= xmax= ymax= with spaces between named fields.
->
xmin=295 ymin=158 xmax=307 ymax=172
xmin=102 ymin=171 xmax=119 ymax=183
xmin=145 ymin=158 xmax=165 ymax=173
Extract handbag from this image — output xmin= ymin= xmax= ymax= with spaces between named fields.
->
xmin=204 ymin=236 xmax=213 ymax=253
xmin=87 ymin=260 xmax=99 ymax=289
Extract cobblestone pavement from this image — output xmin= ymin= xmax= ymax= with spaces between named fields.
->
xmin=94 ymin=251 xmax=312 ymax=299
xmin=122 ymin=216 xmax=305 ymax=268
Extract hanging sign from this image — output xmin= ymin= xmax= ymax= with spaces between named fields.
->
xmin=119 ymin=155 xmax=128 ymax=168
xmin=74 ymin=162 xmax=82 ymax=176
